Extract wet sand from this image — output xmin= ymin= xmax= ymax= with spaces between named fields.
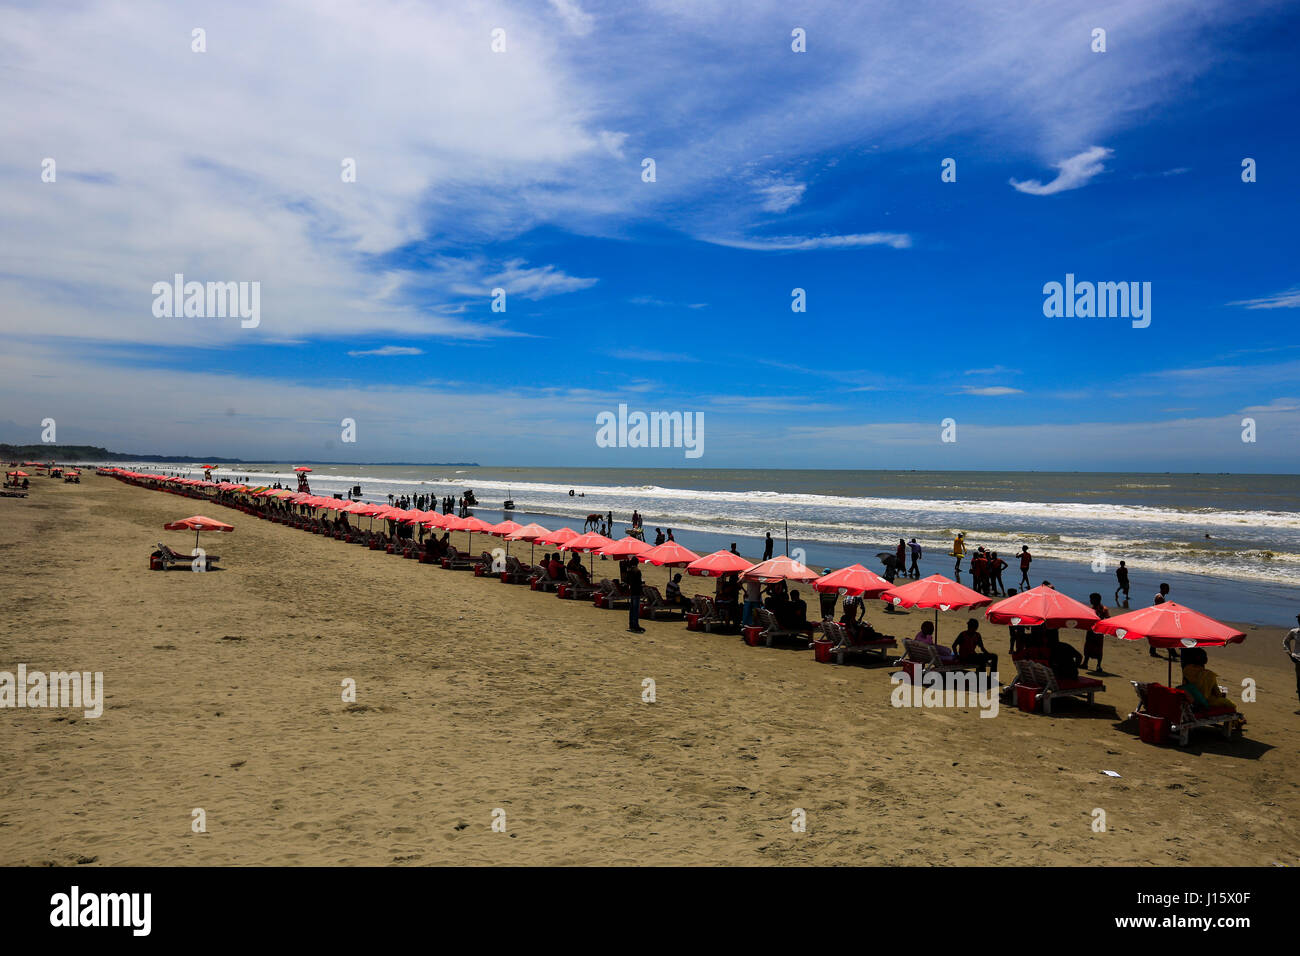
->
xmin=1 ymin=476 xmax=1297 ymax=866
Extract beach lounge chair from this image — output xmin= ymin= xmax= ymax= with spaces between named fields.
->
xmin=750 ymin=606 xmax=811 ymax=647
xmin=531 ymin=565 xmax=564 ymax=592
xmin=155 ymin=542 xmax=219 ymax=571
xmin=897 ymin=638 xmax=967 ymax=675
xmin=1129 ymin=681 xmax=1244 ymax=746
xmin=561 ymin=570 xmax=601 ymax=600
xmin=593 ymin=579 xmax=631 ymax=608
xmin=824 ymin=621 xmax=897 ymax=665
xmin=640 ymin=585 xmax=686 ymax=620
xmin=500 ymin=555 xmax=533 ymax=584
xmin=686 ymin=595 xmax=714 ymax=630
xmin=1012 ymin=659 xmax=1106 ymax=715
xmin=440 ymin=546 xmax=477 ymax=569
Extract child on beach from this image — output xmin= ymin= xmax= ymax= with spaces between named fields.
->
xmin=951 ymin=533 xmax=966 ymax=572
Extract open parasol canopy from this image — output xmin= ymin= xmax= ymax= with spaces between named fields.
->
xmin=812 ymin=563 xmax=893 ymax=597
xmin=984 ymin=584 xmax=1099 ymax=629
xmin=560 ymin=531 xmax=614 ymax=574
xmin=880 ymin=573 xmax=991 ymax=640
xmin=1091 ymin=601 xmax=1246 ymax=682
xmin=685 ymin=549 xmax=753 ymax=577
xmin=741 ymin=554 xmax=820 ymax=583
xmin=163 ymin=514 xmax=234 ymax=552
xmin=639 ymin=541 xmax=701 ymax=568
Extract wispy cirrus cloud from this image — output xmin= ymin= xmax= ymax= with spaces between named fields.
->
xmin=959 ymin=386 xmax=1024 ymax=396
xmin=347 ymin=346 xmax=424 ymax=357
xmin=1229 ymin=288 xmax=1300 ymax=310
xmin=1010 ymin=146 xmax=1113 ymax=196
xmin=703 ymin=233 xmax=912 ymax=251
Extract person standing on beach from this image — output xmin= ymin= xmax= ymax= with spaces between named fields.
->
xmin=1151 ymin=584 xmax=1177 ymax=659
xmin=654 ymin=528 xmax=665 ymax=545
xmin=763 ymin=532 xmax=774 ymax=561
xmin=1018 ymin=546 xmax=1032 ymax=589
xmin=1284 ymin=614 xmax=1300 ymax=706
xmin=818 ymin=570 xmax=837 ymax=620
xmin=990 ymin=551 xmax=1007 ymax=595
xmin=626 ymin=562 xmax=645 ymax=633
xmin=896 ymin=538 xmax=906 ymax=575
xmin=743 ymin=576 xmax=762 ymax=627
xmin=951 ymin=532 xmax=967 ymax=572
xmin=729 ymin=542 xmax=740 ymax=555
xmin=1114 ymin=561 xmax=1130 ymax=606
xmin=908 ymin=538 xmax=922 ymax=577
xmin=1082 ymin=593 xmax=1108 ymax=673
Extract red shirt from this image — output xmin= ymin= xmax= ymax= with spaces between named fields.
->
xmin=1019 ymin=551 xmax=1032 ymax=569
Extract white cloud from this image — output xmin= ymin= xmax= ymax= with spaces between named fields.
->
xmin=1009 ymin=146 xmax=1113 ymax=196
xmin=1229 ymin=288 xmax=1300 ymax=310
xmin=549 ymin=0 xmax=595 ymax=36
xmin=347 ymin=346 xmax=424 ymax=357
xmin=959 ymin=386 xmax=1024 ymax=396
xmin=704 ymin=233 xmax=912 ymax=251
xmin=755 ymin=179 xmax=806 ymax=213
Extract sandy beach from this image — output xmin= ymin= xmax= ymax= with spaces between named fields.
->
xmin=1 ymin=475 xmax=1297 ymax=867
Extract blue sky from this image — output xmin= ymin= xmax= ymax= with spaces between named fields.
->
xmin=1 ymin=0 xmax=1298 ymax=470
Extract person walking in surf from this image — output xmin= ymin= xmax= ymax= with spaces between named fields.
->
xmin=951 ymin=532 xmax=967 ymax=572
xmin=1017 ymin=546 xmax=1032 ymax=590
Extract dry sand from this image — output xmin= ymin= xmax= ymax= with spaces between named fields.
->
xmin=1 ymin=476 xmax=1297 ymax=866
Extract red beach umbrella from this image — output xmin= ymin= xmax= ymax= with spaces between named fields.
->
xmin=812 ymin=563 xmax=893 ymax=597
xmin=489 ymin=520 xmax=523 ymax=555
xmin=741 ymin=554 xmax=820 ymax=583
xmin=560 ymin=531 xmax=613 ymax=574
xmin=506 ymin=522 xmax=551 ymax=563
xmin=985 ymin=585 xmax=1099 ymax=629
xmin=881 ymin=573 xmax=991 ymax=641
xmin=639 ymin=541 xmax=701 ymax=568
xmin=536 ymin=527 xmax=578 ymax=547
xmin=506 ymin=522 xmax=549 ymax=541
xmin=163 ymin=514 xmax=234 ymax=552
xmin=685 ymin=549 xmax=753 ymax=577
xmin=600 ymin=536 xmax=653 ymax=559
xmin=1091 ymin=601 xmax=1246 ymax=682
xmin=457 ymin=515 xmax=495 ymax=553
xmin=293 ymin=466 xmax=312 ymax=473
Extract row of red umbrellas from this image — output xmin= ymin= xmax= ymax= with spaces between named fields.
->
xmin=121 ymin=469 xmax=1246 ymax=671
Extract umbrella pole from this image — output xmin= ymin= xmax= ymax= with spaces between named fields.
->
xmin=1168 ymin=654 xmax=1173 ymax=685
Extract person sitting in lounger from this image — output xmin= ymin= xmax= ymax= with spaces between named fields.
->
xmin=547 ymin=553 xmax=565 ymax=581
xmin=1177 ymin=647 xmax=1238 ymax=713
xmin=952 ymin=619 xmax=998 ymax=676
xmin=915 ymin=620 xmax=956 ymax=662
xmin=784 ymin=590 xmax=810 ymax=630
xmin=665 ymin=573 xmax=690 ymax=608
xmin=1046 ymin=633 xmax=1083 ymax=682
